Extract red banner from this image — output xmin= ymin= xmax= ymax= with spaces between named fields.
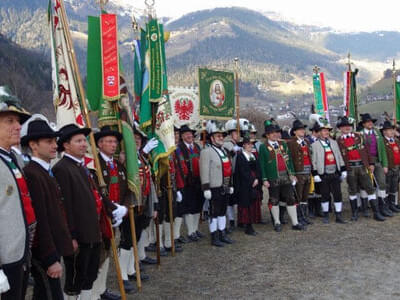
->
xmin=319 ymin=72 xmax=329 ymax=121
xmin=101 ymin=13 xmax=120 ymax=101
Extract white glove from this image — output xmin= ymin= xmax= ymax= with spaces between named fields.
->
xmin=204 ymin=190 xmax=212 ymax=200
xmin=291 ymin=180 xmax=297 ymax=186
xmin=112 ymin=203 xmax=128 ymax=220
xmin=313 ymin=175 xmax=322 ymax=183
xmin=0 ymin=270 xmax=10 ymax=293
xmin=143 ymin=138 xmax=159 ymax=154
xmin=229 ymin=187 xmax=234 ymax=194
xmin=341 ymin=171 xmax=347 ymax=180
xmin=112 ymin=217 xmax=123 ymax=228
xmin=176 ymin=191 xmax=183 ymax=203
xmin=233 ymin=145 xmax=241 ymax=152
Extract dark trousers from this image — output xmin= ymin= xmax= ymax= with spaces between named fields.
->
xmin=295 ymin=174 xmax=311 ymax=203
xmin=319 ymin=173 xmax=342 ymax=203
xmin=31 ymin=258 xmax=63 ymax=300
xmin=119 ymin=214 xmax=150 ymax=250
xmin=63 ymin=242 xmax=101 ymax=295
xmin=182 ymin=183 xmax=204 ymax=214
xmin=209 ymin=187 xmax=229 ymax=218
xmin=268 ymin=181 xmax=295 ymax=206
xmin=1 ymin=261 xmax=28 ymax=300
xmin=386 ymin=167 xmax=399 ymax=194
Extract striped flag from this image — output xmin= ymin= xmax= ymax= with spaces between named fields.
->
xmin=312 ymin=72 xmax=330 ymax=122
xmin=395 ymin=74 xmax=400 ymax=123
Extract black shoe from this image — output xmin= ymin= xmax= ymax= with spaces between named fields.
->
xmin=237 ymin=222 xmax=245 ymax=228
xmin=187 ymin=233 xmax=199 ymax=242
xmin=274 ymin=224 xmax=282 ymax=232
xmin=219 ymin=230 xmax=234 ymax=244
xmin=279 ymin=206 xmax=288 ymax=224
xmin=196 ymin=230 xmax=205 ymax=238
xmin=211 ymin=232 xmax=224 ymax=247
xmin=159 ymin=247 xmax=168 ymax=256
xmin=123 ymin=280 xmax=136 ymax=294
xmin=292 ymin=224 xmax=304 ymax=231
xmin=388 ymin=195 xmax=400 ymax=213
xmin=335 ymin=212 xmax=346 ymax=224
xmin=257 ymin=220 xmax=268 ymax=225
xmin=301 ymin=204 xmax=313 ymax=225
xmin=140 ymin=257 xmax=157 ymax=265
xmin=128 ymin=273 xmax=150 ymax=282
xmin=349 ymin=199 xmax=359 ymax=221
xmin=176 ymin=236 xmax=188 ymax=244
xmin=100 ymin=289 xmax=121 ymax=300
xmin=370 ymin=199 xmax=385 ymax=221
xmin=297 ymin=206 xmax=307 ymax=226
xmin=361 ymin=198 xmax=370 ymax=217
xmin=245 ymin=224 xmax=257 ymax=236
xmin=322 ymin=212 xmax=329 ymax=224
xmin=379 ymin=198 xmax=394 ymax=217
xmin=165 ymin=245 xmax=183 ymax=252
xmin=145 ymin=243 xmax=157 ymax=252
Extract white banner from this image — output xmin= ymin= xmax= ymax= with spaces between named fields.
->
xmin=170 ymin=88 xmax=200 ymax=129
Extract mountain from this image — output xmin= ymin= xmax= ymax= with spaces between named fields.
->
xmin=0 ymin=3 xmax=397 ymax=106
xmin=0 ymin=33 xmax=53 ymax=117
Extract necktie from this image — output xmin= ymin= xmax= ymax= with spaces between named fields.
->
xmin=390 ymin=138 xmax=394 ymax=143
xmin=108 ymin=160 xmax=115 ymax=170
xmin=189 ymin=145 xmax=194 ymax=154
xmin=48 ymin=168 xmax=54 ymax=177
xmin=273 ymin=143 xmax=278 ymax=149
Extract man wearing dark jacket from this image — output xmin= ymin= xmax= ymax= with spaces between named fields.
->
xmin=52 ymin=124 xmax=102 ymax=300
xmin=22 ymin=116 xmax=74 ymax=299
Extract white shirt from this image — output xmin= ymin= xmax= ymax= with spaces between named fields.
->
xmin=31 ymin=156 xmax=50 ymax=171
xmin=100 ymin=152 xmax=113 ymax=164
xmin=242 ymin=150 xmax=255 ymax=161
xmin=184 ymin=142 xmax=194 ymax=150
xmin=341 ymin=133 xmax=355 ymax=139
xmin=268 ymin=140 xmax=279 ymax=149
xmin=364 ymin=129 xmax=373 ymax=135
xmin=63 ymin=153 xmax=84 ymax=165
xmin=385 ymin=136 xmax=395 ymax=143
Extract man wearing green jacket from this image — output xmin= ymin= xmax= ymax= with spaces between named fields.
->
xmin=259 ymin=119 xmax=304 ymax=232
xmin=358 ymin=113 xmax=388 ymax=217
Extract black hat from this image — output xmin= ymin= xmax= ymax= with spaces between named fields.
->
xmin=380 ymin=120 xmax=395 ymax=131
xmin=336 ymin=116 xmax=353 ymax=128
xmin=310 ymin=122 xmax=321 ymax=132
xmin=179 ymin=124 xmax=197 ymax=135
xmin=264 ymin=119 xmax=281 ymax=135
xmin=238 ymin=136 xmax=253 ymax=147
xmin=292 ymin=119 xmax=307 ymax=132
xmin=21 ymin=119 xmax=60 ymax=147
xmin=360 ymin=113 xmax=377 ymax=124
xmin=94 ymin=126 xmax=122 ymax=145
xmin=57 ymin=124 xmax=91 ymax=152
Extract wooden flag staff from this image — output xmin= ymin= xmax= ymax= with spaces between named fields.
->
xmin=58 ymin=0 xmax=126 ymax=298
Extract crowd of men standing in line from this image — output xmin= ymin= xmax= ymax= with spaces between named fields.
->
xmin=1 ymin=86 xmax=400 ymax=300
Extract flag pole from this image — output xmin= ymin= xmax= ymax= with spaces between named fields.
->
xmin=57 ymin=0 xmax=126 ymax=298
xmin=393 ymin=59 xmax=396 ymax=124
xmin=234 ymin=57 xmax=240 ymax=136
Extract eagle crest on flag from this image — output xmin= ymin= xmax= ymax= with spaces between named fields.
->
xmin=174 ymin=97 xmax=194 ymax=121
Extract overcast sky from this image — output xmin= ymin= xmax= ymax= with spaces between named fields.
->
xmin=121 ymin=0 xmax=400 ymax=32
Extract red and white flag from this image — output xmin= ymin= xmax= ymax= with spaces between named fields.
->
xmin=49 ymin=0 xmax=84 ymax=129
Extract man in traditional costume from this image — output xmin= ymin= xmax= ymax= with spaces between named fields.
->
xmin=0 ymin=87 xmax=35 ymax=300
xmin=259 ymin=119 xmax=304 ymax=232
xmin=200 ymin=120 xmax=234 ymax=247
xmin=337 ymin=117 xmax=379 ymax=221
xmin=22 ymin=115 xmax=74 ymax=300
xmin=311 ymin=119 xmax=346 ymax=224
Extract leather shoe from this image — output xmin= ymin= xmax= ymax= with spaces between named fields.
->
xmin=145 ymin=243 xmax=157 ymax=252
xmin=123 ymin=280 xmax=136 ymax=294
xmin=140 ymin=257 xmax=157 ymax=265
xmin=274 ymin=224 xmax=282 ymax=232
xmin=159 ymin=247 xmax=168 ymax=256
xmin=128 ymin=273 xmax=150 ymax=282
xmin=176 ymin=236 xmax=187 ymax=244
xmin=100 ymin=289 xmax=121 ymax=300
xmin=187 ymin=233 xmax=199 ymax=242
xmin=165 ymin=245 xmax=183 ymax=252
xmin=196 ymin=230 xmax=205 ymax=238
xmin=292 ymin=224 xmax=304 ymax=231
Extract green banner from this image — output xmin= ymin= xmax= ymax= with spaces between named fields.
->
xmin=198 ymin=68 xmax=235 ymax=120
xmin=121 ymin=120 xmax=141 ymax=204
xmin=147 ymin=19 xmax=162 ymax=102
xmin=87 ymin=16 xmax=102 ymax=111
xmin=312 ymin=74 xmax=324 ymax=115
xmin=396 ymin=75 xmax=400 ymax=122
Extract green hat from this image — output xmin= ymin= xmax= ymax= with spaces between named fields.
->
xmin=0 ymin=86 xmax=31 ymax=123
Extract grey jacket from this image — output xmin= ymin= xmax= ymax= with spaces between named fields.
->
xmin=311 ymin=138 xmax=345 ymax=176
xmin=200 ymin=144 xmax=232 ymax=190
xmin=0 ymin=156 xmax=28 ymax=268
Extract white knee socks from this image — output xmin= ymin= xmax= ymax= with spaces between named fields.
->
xmin=173 ymin=217 xmax=182 ymax=240
xmin=271 ymin=205 xmax=280 ymax=225
xmin=287 ymin=205 xmax=299 ymax=226
xmin=217 ymin=216 xmax=226 ymax=231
